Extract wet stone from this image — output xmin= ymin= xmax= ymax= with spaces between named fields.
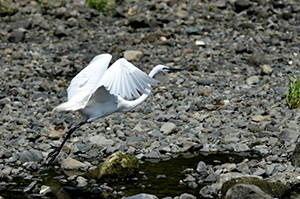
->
xmin=39 ymin=185 xmax=52 ymax=196
xmin=225 ymin=184 xmax=272 ymax=199
xmin=204 ymin=172 xmax=219 ymax=183
xmin=179 ymin=193 xmax=197 ymax=199
xmin=76 ymin=176 xmax=88 ymax=187
xmin=124 ymin=193 xmax=158 ymax=199
xmin=196 ymin=161 xmax=208 ymax=174
xmin=23 ymin=180 xmax=37 ymax=193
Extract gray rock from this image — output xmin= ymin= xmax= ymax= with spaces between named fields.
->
xmin=222 ymin=176 xmax=289 ymax=197
xmin=246 ymin=76 xmax=259 ymax=85
xmin=61 ymin=157 xmax=87 ymax=170
xmin=267 ymin=171 xmax=300 ymax=186
xmin=234 ymin=143 xmax=250 ymax=152
xmin=8 ymin=29 xmax=25 ymax=42
xmin=171 ymin=145 xmax=181 ymax=153
xmin=234 ymin=0 xmax=252 ymax=13
xmin=12 ymin=19 xmax=31 ymax=30
xmin=184 ymin=174 xmax=196 ymax=182
xmin=252 ymin=145 xmax=269 ymax=155
xmin=148 ymin=129 xmax=164 ymax=138
xmin=55 ymin=7 xmax=69 ymax=18
xmin=204 ymin=172 xmax=219 ymax=182
xmin=160 ymin=122 xmax=177 ymax=135
xmin=38 ymin=143 xmax=51 ymax=151
xmin=260 ymin=64 xmax=273 ymax=75
xmin=199 ymin=184 xmax=218 ymax=199
xmin=196 ymin=161 xmax=208 ymax=174
xmin=187 ymin=182 xmax=198 ymax=189
xmin=0 ymin=166 xmax=13 ymax=179
xmin=76 ymin=176 xmax=88 ymax=187
xmin=252 ymin=115 xmax=271 ymax=122
xmin=39 ymin=185 xmax=52 ymax=196
xmin=179 ymin=193 xmax=197 ymax=199
xmin=156 ymin=174 xmax=167 ymax=179
xmin=186 ymin=27 xmax=199 ymax=35
xmin=133 ymin=120 xmax=157 ymax=132
xmin=87 ymin=147 xmax=100 ymax=157
xmin=88 ymin=135 xmax=114 ymax=148
xmin=144 ymin=150 xmax=160 ymax=159
xmin=123 ymin=193 xmax=158 ymax=199
xmin=275 ymin=87 xmax=288 ymax=97
xmin=225 ymin=184 xmax=272 ymax=199
xmin=123 ymin=50 xmax=143 ymax=62
xmin=279 ymin=129 xmax=300 ymax=142
xmin=54 ymin=25 xmax=69 ymax=38
xmin=100 ymin=184 xmax=113 ymax=192
xmin=216 ymin=172 xmax=262 ymax=190
xmin=197 ymin=78 xmax=214 ymax=85
xmin=252 ymin=168 xmax=265 ymax=176
xmin=23 ymin=180 xmax=37 ymax=193
xmin=19 ymin=149 xmax=43 ymax=163
xmin=265 ymin=164 xmax=275 ymax=176
xmin=176 ymin=10 xmax=188 ymax=18
xmin=106 ymin=146 xmax=118 ymax=155
xmin=23 ymin=162 xmax=39 ymax=171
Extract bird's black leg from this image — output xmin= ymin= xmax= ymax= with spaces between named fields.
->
xmin=45 ymin=121 xmax=87 ymax=165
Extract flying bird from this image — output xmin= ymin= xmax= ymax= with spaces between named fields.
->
xmin=46 ymin=53 xmax=181 ymax=165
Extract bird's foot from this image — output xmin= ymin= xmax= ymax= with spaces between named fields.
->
xmin=45 ymin=146 xmax=62 ymax=166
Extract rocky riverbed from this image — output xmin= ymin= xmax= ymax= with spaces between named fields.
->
xmin=1 ymin=0 xmax=300 ymax=198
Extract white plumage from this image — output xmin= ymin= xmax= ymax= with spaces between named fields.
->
xmin=54 ymin=54 xmax=160 ymax=121
xmin=46 ymin=53 xmax=180 ymax=165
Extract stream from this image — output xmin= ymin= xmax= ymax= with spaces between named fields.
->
xmin=1 ymin=152 xmax=256 ymax=199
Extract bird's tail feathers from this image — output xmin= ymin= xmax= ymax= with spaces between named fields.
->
xmin=53 ymin=101 xmax=84 ymax=112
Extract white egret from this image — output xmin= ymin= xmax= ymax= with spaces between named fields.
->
xmin=46 ymin=53 xmax=181 ymax=165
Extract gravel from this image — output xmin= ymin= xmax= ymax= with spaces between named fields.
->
xmin=1 ymin=0 xmax=300 ymax=198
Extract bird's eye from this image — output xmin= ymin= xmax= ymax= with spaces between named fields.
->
xmin=163 ymin=67 xmax=169 ymax=71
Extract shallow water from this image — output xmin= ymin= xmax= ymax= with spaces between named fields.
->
xmin=1 ymin=152 xmax=255 ymax=199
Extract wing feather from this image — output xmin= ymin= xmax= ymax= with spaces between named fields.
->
xmin=126 ymin=73 xmax=140 ymax=98
xmin=96 ymin=58 xmax=159 ymax=99
xmin=133 ymin=70 xmax=152 ymax=91
xmin=130 ymin=71 xmax=149 ymax=95
xmin=123 ymin=73 xmax=132 ymax=98
xmin=66 ymin=53 xmax=112 ymax=106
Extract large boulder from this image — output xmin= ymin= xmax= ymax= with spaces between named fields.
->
xmin=225 ymin=184 xmax=272 ymax=199
xmin=86 ymin=151 xmax=139 ymax=179
xmin=221 ymin=177 xmax=289 ymax=198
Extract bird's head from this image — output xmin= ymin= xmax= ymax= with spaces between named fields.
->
xmin=149 ymin=64 xmax=182 ymax=78
xmin=157 ymin=65 xmax=182 ymax=72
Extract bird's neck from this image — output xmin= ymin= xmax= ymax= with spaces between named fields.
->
xmin=124 ymin=92 xmax=150 ymax=110
xmin=119 ymin=66 xmax=161 ymax=111
xmin=149 ymin=65 xmax=161 ymax=78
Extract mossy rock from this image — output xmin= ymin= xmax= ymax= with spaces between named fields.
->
xmin=221 ymin=177 xmax=289 ymax=198
xmin=86 ymin=151 xmax=139 ymax=179
xmin=291 ymin=142 xmax=300 ymax=167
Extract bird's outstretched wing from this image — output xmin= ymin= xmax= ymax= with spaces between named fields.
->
xmin=96 ymin=58 xmax=159 ymax=99
xmin=64 ymin=54 xmax=112 ymax=109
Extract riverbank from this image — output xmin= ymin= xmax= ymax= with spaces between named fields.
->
xmin=1 ymin=0 xmax=300 ymax=198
